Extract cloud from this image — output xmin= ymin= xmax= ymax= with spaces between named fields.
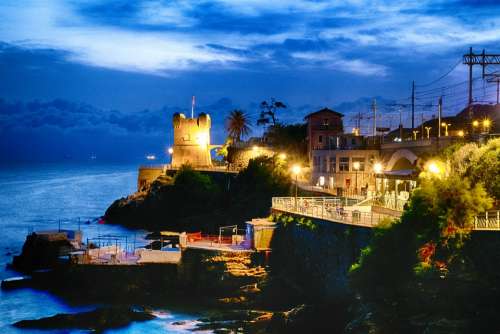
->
xmin=0 ymin=0 xmax=498 ymax=78
xmin=291 ymin=51 xmax=388 ymax=76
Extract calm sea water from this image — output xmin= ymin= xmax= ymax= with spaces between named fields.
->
xmin=0 ymin=162 xmax=207 ymax=334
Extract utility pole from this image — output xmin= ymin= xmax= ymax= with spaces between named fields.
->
xmin=372 ymin=99 xmax=377 ymax=143
xmin=411 ymin=80 xmax=415 ymax=132
xmin=421 ymin=113 xmax=424 ymax=140
xmin=399 ymin=106 xmax=403 ymax=140
xmin=438 ymin=96 xmax=442 ymax=138
xmin=463 ymin=48 xmax=500 ymax=132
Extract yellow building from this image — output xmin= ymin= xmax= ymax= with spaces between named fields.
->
xmin=171 ymin=112 xmax=212 ymax=168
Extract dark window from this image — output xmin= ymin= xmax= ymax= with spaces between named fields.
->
xmin=322 ymin=157 xmax=327 ymax=172
xmin=351 ymin=138 xmax=356 ymax=145
xmin=329 ymin=156 xmax=336 ymax=173
xmin=339 ymin=157 xmax=349 ymax=171
xmin=313 ymin=156 xmax=320 ymax=171
xmin=318 ymin=135 xmax=323 ymax=143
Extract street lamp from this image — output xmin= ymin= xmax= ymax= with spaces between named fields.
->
xmin=425 ymin=126 xmax=432 ymax=139
xmin=441 ymin=122 xmax=451 ymax=136
xmin=483 ymin=119 xmax=491 ymax=133
xmin=168 ymin=147 xmax=174 ymax=155
xmin=278 ymin=153 xmax=287 ymax=160
xmin=412 ymin=130 xmax=419 ymax=141
xmin=291 ymin=164 xmax=301 ymax=210
xmin=373 ymin=162 xmax=383 ymax=195
xmin=353 ymin=161 xmax=360 ymax=195
xmin=457 ymin=130 xmax=464 ymax=137
xmin=426 ymin=161 xmax=442 ymax=177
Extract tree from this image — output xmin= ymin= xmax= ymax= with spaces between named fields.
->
xmin=349 ymin=140 xmax=496 ymax=332
xmin=226 ymin=109 xmax=251 ymax=142
xmin=257 ymin=98 xmax=286 ymax=126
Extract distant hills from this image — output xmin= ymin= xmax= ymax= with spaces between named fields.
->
xmin=0 ymin=96 xmax=413 ymax=162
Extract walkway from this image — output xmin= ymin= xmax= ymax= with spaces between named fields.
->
xmin=272 ymin=197 xmax=500 ymax=231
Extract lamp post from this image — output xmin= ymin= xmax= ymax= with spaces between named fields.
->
xmin=483 ymin=119 xmax=491 ymax=134
xmin=441 ymin=122 xmax=451 ymax=136
xmin=291 ymin=164 xmax=301 ymax=211
xmin=373 ymin=162 xmax=383 ymax=198
xmin=412 ymin=130 xmax=419 ymax=141
xmin=168 ymin=147 xmax=174 ymax=165
xmin=425 ymin=126 xmax=432 ymax=139
xmin=353 ymin=161 xmax=360 ymax=196
xmin=473 ymin=120 xmax=479 ymax=134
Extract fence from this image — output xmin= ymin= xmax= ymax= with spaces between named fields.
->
xmin=272 ymin=197 xmax=391 ymax=228
xmin=474 ymin=211 xmax=500 ymax=230
xmin=273 ymin=197 xmax=500 ymax=231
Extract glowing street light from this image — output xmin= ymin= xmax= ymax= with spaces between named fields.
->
xmin=278 ymin=153 xmax=287 ymax=160
xmin=425 ymin=126 xmax=432 ymax=139
xmin=473 ymin=120 xmax=479 ymax=128
xmin=373 ymin=162 xmax=383 ymax=174
xmin=441 ymin=122 xmax=451 ymax=137
xmin=483 ymin=119 xmax=491 ymax=133
xmin=168 ymin=147 xmax=174 ymax=155
xmin=353 ymin=161 xmax=360 ymax=195
xmin=426 ymin=161 xmax=442 ymax=176
xmin=412 ymin=130 xmax=419 ymax=141
xmin=457 ymin=130 xmax=464 ymax=137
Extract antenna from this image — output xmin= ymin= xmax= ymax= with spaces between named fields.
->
xmin=191 ymin=95 xmax=195 ymax=118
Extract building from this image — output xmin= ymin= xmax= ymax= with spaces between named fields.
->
xmin=305 ymin=108 xmax=344 ymax=161
xmin=171 ymin=112 xmax=213 ymax=168
xmin=312 ymin=147 xmax=380 ymax=196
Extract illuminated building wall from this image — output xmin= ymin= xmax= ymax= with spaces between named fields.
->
xmin=171 ymin=112 xmax=212 ymax=167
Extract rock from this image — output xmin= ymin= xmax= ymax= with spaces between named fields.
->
xmin=13 ymin=306 xmax=155 ymax=331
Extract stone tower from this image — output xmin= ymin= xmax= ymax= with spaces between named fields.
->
xmin=171 ymin=112 xmax=212 ymax=168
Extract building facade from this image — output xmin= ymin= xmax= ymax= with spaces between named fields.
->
xmin=305 ymin=108 xmax=344 ymax=161
xmin=171 ymin=112 xmax=212 ymax=168
xmin=311 ymin=148 xmax=380 ymax=196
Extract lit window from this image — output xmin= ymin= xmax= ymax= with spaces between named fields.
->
xmin=352 ymin=157 xmax=365 ymax=171
xmin=339 ymin=157 xmax=349 ymax=171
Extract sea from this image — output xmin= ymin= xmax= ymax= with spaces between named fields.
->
xmin=0 ymin=162 xmax=209 ymax=334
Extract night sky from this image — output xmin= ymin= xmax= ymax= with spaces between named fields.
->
xmin=1 ymin=0 xmax=499 ymax=162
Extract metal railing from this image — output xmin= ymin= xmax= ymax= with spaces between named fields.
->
xmin=272 ymin=197 xmax=391 ymax=228
xmin=273 ymin=197 xmax=500 ymax=231
xmin=474 ymin=211 xmax=500 ymax=230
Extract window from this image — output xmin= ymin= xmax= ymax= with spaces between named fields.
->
xmin=329 ymin=156 xmax=336 ymax=173
xmin=328 ymin=136 xmax=336 ymax=149
xmin=339 ymin=157 xmax=349 ymax=171
xmin=323 ymin=119 xmax=329 ymax=126
xmin=313 ymin=156 xmax=320 ymax=171
xmin=352 ymin=157 xmax=365 ymax=171
xmin=351 ymin=138 xmax=356 ymax=145
xmin=318 ymin=135 xmax=323 ymax=143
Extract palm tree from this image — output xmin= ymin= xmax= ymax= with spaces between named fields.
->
xmin=226 ymin=109 xmax=251 ymax=142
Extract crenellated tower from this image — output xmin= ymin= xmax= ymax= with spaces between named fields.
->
xmin=171 ymin=112 xmax=212 ymax=167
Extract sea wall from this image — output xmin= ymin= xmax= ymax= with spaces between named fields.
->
xmin=137 ymin=166 xmax=165 ymax=190
xmin=269 ymin=214 xmax=372 ymax=301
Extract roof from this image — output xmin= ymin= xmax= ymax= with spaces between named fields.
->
xmin=304 ymin=107 xmax=344 ymax=119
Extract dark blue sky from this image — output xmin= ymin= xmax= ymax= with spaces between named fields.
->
xmin=0 ymin=0 xmax=499 ymax=162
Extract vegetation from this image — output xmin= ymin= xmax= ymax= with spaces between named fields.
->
xmin=105 ymin=157 xmax=291 ymax=232
xmin=226 ymin=109 xmax=252 ymax=142
xmin=264 ymin=123 xmax=308 ymax=161
xmin=349 ymin=138 xmax=499 ymax=332
xmin=257 ymin=98 xmax=286 ymax=126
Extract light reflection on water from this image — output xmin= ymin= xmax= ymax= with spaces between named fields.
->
xmin=0 ymin=162 xmax=209 ymax=334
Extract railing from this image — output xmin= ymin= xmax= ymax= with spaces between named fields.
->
xmin=273 ymin=197 xmax=500 ymax=231
xmin=272 ymin=197 xmax=391 ymax=228
xmin=474 ymin=211 xmax=500 ymax=230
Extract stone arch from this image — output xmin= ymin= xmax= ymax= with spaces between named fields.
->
xmin=385 ymin=149 xmax=418 ymax=171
